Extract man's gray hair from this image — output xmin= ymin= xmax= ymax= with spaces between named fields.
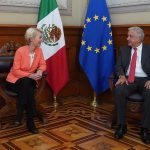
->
xmin=128 ymin=26 xmax=144 ymax=41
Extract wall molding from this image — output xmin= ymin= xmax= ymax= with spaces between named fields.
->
xmin=109 ymin=4 xmax=150 ymax=14
xmin=108 ymin=0 xmax=150 ymax=7
xmin=0 ymin=0 xmax=72 ymax=16
xmin=107 ymin=0 xmax=150 ymax=14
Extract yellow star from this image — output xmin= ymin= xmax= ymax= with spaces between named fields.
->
xmin=81 ymin=40 xmax=86 ymax=46
xmin=107 ymin=22 xmax=111 ymax=28
xmin=86 ymin=17 xmax=91 ymax=23
xmin=102 ymin=45 xmax=107 ymax=51
xmin=101 ymin=16 xmax=107 ymax=22
xmin=109 ymin=32 xmax=112 ymax=36
xmin=108 ymin=39 xmax=112 ymax=45
xmin=95 ymin=48 xmax=100 ymax=53
xmin=86 ymin=46 xmax=92 ymax=51
xmin=93 ymin=14 xmax=99 ymax=21
xmin=84 ymin=24 xmax=86 ymax=28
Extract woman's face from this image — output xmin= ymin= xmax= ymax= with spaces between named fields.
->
xmin=32 ymin=32 xmax=42 ymax=48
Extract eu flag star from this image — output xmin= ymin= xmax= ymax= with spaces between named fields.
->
xmin=93 ymin=15 xmax=99 ymax=21
xmin=101 ymin=16 xmax=107 ymax=22
xmin=84 ymin=24 xmax=87 ymax=28
xmin=109 ymin=32 xmax=112 ymax=36
xmin=86 ymin=46 xmax=92 ymax=51
xmin=107 ymin=22 xmax=111 ymax=28
xmin=108 ymin=39 xmax=112 ymax=45
xmin=102 ymin=45 xmax=107 ymax=50
xmin=95 ymin=48 xmax=100 ymax=53
xmin=86 ymin=18 xmax=91 ymax=23
xmin=81 ymin=40 xmax=86 ymax=46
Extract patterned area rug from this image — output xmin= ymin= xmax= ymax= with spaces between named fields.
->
xmin=0 ymin=97 xmax=150 ymax=150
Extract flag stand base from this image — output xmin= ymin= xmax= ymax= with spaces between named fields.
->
xmin=91 ymin=96 xmax=98 ymax=107
xmin=53 ymin=95 xmax=58 ymax=107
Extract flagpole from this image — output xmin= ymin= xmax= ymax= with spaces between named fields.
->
xmin=91 ymin=92 xmax=98 ymax=107
xmin=53 ymin=94 xmax=58 ymax=107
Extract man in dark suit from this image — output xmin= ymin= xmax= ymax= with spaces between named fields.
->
xmin=114 ymin=26 xmax=150 ymax=144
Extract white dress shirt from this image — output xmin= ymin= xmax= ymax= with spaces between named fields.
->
xmin=29 ymin=52 xmax=35 ymax=67
xmin=126 ymin=43 xmax=147 ymax=77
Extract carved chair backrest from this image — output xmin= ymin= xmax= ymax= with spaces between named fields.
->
xmin=0 ymin=40 xmax=22 ymax=56
xmin=0 ymin=41 xmax=22 ymax=80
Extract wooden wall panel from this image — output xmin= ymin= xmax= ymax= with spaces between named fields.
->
xmin=0 ymin=25 xmax=30 ymax=46
xmin=0 ymin=24 xmax=150 ymax=101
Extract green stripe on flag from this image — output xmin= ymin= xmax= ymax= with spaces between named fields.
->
xmin=38 ymin=0 xmax=57 ymax=21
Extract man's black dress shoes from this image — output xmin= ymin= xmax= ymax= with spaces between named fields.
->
xmin=114 ymin=124 xmax=127 ymax=139
xmin=140 ymin=128 xmax=150 ymax=144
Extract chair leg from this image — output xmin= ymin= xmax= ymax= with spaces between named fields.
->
xmin=0 ymin=88 xmax=17 ymax=129
xmin=0 ymin=87 xmax=16 ymax=110
xmin=0 ymin=106 xmax=9 ymax=130
xmin=0 ymin=118 xmax=2 ymax=130
xmin=36 ymin=104 xmax=48 ymax=124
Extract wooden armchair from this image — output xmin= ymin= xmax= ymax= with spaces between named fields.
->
xmin=0 ymin=41 xmax=48 ymax=129
xmin=106 ymin=75 xmax=144 ymax=128
xmin=0 ymin=40 xmax=22 ymax=56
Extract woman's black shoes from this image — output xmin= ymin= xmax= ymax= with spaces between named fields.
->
xmin=27 ymin=120 xmax=39 ymax=134
xmin=28 ymin=127 xmax=39 ymax=134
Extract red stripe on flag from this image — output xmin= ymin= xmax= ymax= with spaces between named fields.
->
xmin=46 ymin=46 xmax=69 ymax=95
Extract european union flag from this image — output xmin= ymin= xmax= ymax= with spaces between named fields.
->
xmin=79 ymin=0 xmax=114 ymax=95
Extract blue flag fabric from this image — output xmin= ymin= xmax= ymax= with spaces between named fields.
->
xmin=79 ymin=0 xmax=114 ymax=95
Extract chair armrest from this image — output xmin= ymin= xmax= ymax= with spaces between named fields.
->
xmin=35 ymin=72 xmax=47 ymax=100
xmin=42 ymin=71 xmax=47 ymax=78
xmin=109 ymin=75 xmax=115 ymax=91
xmin=36 ymin=71 xmax=47 ymax=90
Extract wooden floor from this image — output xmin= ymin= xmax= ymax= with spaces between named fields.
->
xmin=0 ymin=96 xmax=150 ymax=150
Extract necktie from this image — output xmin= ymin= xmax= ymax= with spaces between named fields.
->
xmin=128 ymin=48 xmax=137 ymax=83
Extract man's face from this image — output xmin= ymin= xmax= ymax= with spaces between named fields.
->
xmin=127 ymin=30 xmax=141 ymax=47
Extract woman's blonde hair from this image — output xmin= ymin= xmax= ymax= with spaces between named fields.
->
xmin=25 ymin=27 xmax=42 ymax=44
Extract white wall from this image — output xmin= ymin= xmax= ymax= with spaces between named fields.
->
xmin=111 ymin=12 xmax=150 ymax=25
xmin=0 ymin=0 xmax=87 ymax=26
xmin=0 ymin=0 xmax=150 ymax=26
xmin=0 ymin=13 xmax=37 ymax=25
xmin=62 ymin=0 xmax=87 ymax=26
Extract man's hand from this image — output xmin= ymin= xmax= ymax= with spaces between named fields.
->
xmin=144 ymin=80 xmax=150 ymax=89
xmin=115 ymin=75 xmax=128 ymax=86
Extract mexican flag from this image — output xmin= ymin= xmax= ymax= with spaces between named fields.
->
xmin=37 ymin=0 xmax=69 ymax=95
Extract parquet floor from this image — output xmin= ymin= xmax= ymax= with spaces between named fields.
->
xmin=0 ymin=96 xmax=150 ymax=150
